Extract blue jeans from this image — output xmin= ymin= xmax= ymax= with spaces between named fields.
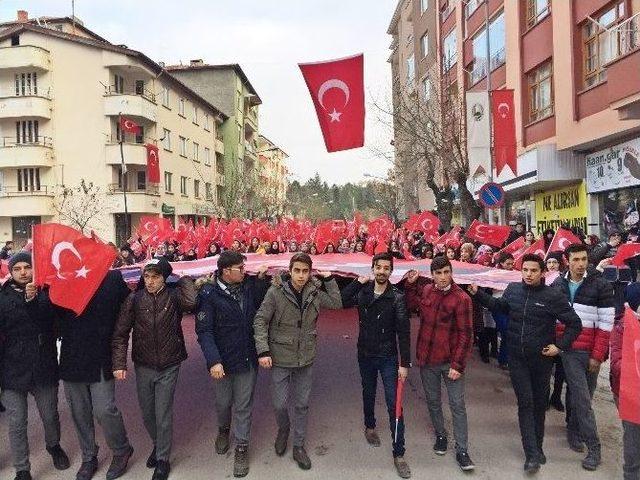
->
xmin=495 ymin=312 xmax=509 ymax=366
xmin=358 ymin=355 xmax=405 ymax=457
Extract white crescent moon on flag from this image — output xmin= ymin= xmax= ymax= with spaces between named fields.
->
xmin=51 ymin=241 xmax=82 ymax=279
xmin=498 ymin=102 xmax=510 ymax=118
xmin=318 ymin=79 xmax=350 ymax=111
xmin=475 ymin=224 xmax=488 ymax=239
xmin=558 ymin=238 xmax=570 ymax=250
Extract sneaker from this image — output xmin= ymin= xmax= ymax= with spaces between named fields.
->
xmin=433 ymin=435 xmax=448 ymax=455
xmin=106 ymin=446 xmax=134 ymax=480
xmin=582 ymin=447 xmax=601 ymax=471
xmin=47 ymin=444 xmax=71 ymax=470
xmin=456 ymin=451 xmax=475 ymax=471
xmin=233 ymin=445 xmax=249 ymax=478
xmin=364 ymin=428 xmax=381 ymax=447
xmin=292 ymin=446 xmax=311 ymax=470
xmin=394 ymin=456 xmax=411 ymax=478
xmin=146 ymin=447 xmax=157 ymax=469
xmin=151 ymin=460 xmax=170 ymax=480
xmin=215 ymin=428 xmax=230 ymax=455
xmin=275 ymin=427 xmax=289 ymax=456
xmin=14 ymin=472 xmax=32 ymax=480
xmin=76 ymin=457 xmax=98 ymax=480
xmin=524 ymin=457 xmax=540 ymax=474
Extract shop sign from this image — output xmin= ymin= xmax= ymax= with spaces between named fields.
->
xmin=535 ymin=182 xmax=588 ymax=233
xmin=586 ymin=137 xmax=640 ymax=193
xmin=161 ymin=203 xmax=175 ymax=215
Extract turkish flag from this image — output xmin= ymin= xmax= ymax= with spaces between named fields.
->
xmin=491 ymin=89 xmax=517 ymax=177
xmin=299 ymin=54 xmax=365 ymax=152
xmin=145 ymin=144 xmax=160 ymax=183
xmin=137 ymin=216 xmax=171 ymax=248
xmin=404 ymin=211 xmax=440 ymax=242
xmin=620 ymin=307 xmax=640 ymax=424
xmin=465 ymin=220 xmax=511 ymax=248
xmin=612 ymin=243 xmax=640 ymax=267
xmin=500 ymin=236 xmax=526 ymax=255
xmin=32 ymin=224 xmax=116 ymax=315
xmin=547 ymin=228 xmax=583 ymax=255
xmin=119 ymin=116 xmax=141 ymax=135
xmin=514 ymin=238 xmax=546 ymax=270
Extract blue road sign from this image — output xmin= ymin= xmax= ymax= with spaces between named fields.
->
xmin=479 ymin=182 xmax=505 ymax=209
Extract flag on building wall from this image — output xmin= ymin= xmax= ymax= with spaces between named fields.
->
xmin=299 ymin=54 xmax=365 ymax=152
xmin=491 ymin=89 xmax=517 ymax=177
xmin=466 ymin=91 xmax=491 ymax=178
xmin=119 ymin=116 xmax=141 ymax=135
xmin=145 ymin=143 xmax=160 ymax=183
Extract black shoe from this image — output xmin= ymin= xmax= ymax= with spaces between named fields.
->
xmin=567 ymin=433 xmax=585 ymax=453
xmin=146 ymin=447 xmax=157 ymax=469
xmin=481 ymin=356 xmax=490 ymax=364
xmin=233 ymin=445 xmax=250 ymax=477
xmin=0 ymin=401 xmax=5 ymax=412
xmin=151 ymin=460 xmax=170 ymax=480
xmin=215 ymin=427 xmax=230 ymax=455
xmin=14 ymin=471 xmax=32 ymax=480
xmin=76 ymin=457 xmax=98 ymax=480
xmin=549 ymin=397 xmax=564 ymax=412
xmin=106 ymin=446 xmax=134 ymax=480
xmin=538 ymin=452 xmax=546 ymax=465
xmin=433 ymin=435 xmax=447 ymax=455
xmin=47 ymin=444 xmax=71 ymax=470
xmin=275 ymin=427 xmax=289 ymax=456
xmin=524 ymin=458 xmax=540 ymax=474
xmin=292 ymin=446 xmax=311 ymax=470
xmin=582 ymin=448 xmax=601 ymax=471
xmin=498 ymin=363 xmax=509 ymax=370
xmin=456 ymin=451 xmax=475 ymax=471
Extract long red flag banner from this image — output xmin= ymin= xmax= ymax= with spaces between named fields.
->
xmin=620 ymin=307 xmax=640 ymax=424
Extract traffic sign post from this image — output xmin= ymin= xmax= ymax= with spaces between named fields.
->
xmin=479 ymin=182 xmax=505 ymax=209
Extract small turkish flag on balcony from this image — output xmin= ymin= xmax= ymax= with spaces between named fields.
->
xmin=120 ymin=116 xmax=141 ymax=135
xmin=145 ymin=143 xmax=160 ymax=183
xmin=299 ymin=53 xmax=365 ymax=153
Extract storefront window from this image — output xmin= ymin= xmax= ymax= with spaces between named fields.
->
xmin=601 ymin=187 xmax=640 ymax=235
xmin=506 ymin=197 xmax=533 ymax=231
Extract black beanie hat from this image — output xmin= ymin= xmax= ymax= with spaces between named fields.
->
xmin=143 ymin=257 xmax=173 ymax=280
xmin=8 ymin=252 xmax=32 ymax=270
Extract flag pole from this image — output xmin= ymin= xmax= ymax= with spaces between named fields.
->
xmin=118 ymin=113 xmax=130 ymax=244
xmin=485 ymin=0 xmax=495 ymax=226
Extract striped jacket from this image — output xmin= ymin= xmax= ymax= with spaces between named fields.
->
xmin=552 ymin=271 xmax=615 ymax=363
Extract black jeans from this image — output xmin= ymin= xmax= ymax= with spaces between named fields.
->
xmin=508 ymin=351 xmax=553 ymax=459
xmin=479 ymin=327 xmax=498 ymax=360
xmin=358 ymin=355 xmax=405 ymax=457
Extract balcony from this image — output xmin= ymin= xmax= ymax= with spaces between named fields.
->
xmin=107 ymin=183 xmax=161 ymax=213
xmin=244 ymin=141 xmax=257 ymax=161
xmin=0 ymin=185 xmax=55 ymax=215
xmin=215 ymin=138 xmax=225 ymax=155
xmin=0 ymin=137 xmax=54 ymax=168
xmin=104 ymin=89 xmax=158 ymax=123
xmin=605 ymin=13 xmax=640 ymax=120
xmin=216 ymin=174 xmax=225 ymax=187
xmin=105 ymin=142 xmax=148 ymax=166
xmin=0 ymin=94 xmax=51 ymax=119
xmin=0 ymin=45 xmax=51 ymax=71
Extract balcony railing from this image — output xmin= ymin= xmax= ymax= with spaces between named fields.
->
xmin=465 ymin=0 xmax=483 ymax=18
xmin=105 ymin=85 xmax=156 ymax=104
xmin=469 ymin=59 xmax=487 ymax=84
xmin=0 ymin=185 xmax=52 ymax=196
xmin=440 ymin=3 xmax=455 ymax=22
xmin=490 ymin=47 xmax=506 ymax=70
xmin=607 ymin=13 xmax=640 ymax=63
xmin=108 ymin=183 xmax=160 ymax=196
xmin=0 ymin=136 xmax=52 ymax=147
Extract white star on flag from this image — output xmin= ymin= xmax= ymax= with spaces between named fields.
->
xmin=75 ymin=266 xmax=91 ymax=278
xmin=328 ymin=108 xmax=342 ymax=122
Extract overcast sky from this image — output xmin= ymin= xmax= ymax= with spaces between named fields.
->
xmin=4 ymin=0 xmax=397 ymax=185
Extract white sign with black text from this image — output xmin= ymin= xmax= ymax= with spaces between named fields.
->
xmin=586 ymin=137 xmax=640 ymax=193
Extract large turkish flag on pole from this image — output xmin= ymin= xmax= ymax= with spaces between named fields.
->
xmin=465 ymin=220 xmax=511 ymax=248
xmin=299 ymin=54 xmax=365 ymax=152
xmin=491 ymin=89 xmax=517 ymax=177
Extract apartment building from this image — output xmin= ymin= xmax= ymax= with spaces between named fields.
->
xmin=0 ymin=11 xmax=227 ymax=245
xmin=257 ymin=134 xmax=288 ymax=218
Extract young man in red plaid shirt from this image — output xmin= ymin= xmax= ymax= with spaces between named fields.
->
xmin=405 ymin=256 xmax=475 ymax=472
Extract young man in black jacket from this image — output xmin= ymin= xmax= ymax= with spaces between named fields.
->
xmin=195 ymin=251 xmax=269 ymax=478
xmin=469 ymin=254 xmax=582 ymax=474
xmin=341 ymin=253 xmax=411 ymax=479
xmin=0 ymin=252 xmax=70 ymax=480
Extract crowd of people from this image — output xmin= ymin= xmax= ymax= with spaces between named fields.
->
xmin=0 ymin=220 xmax=639 ymax=480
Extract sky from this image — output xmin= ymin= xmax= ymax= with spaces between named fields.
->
xmin=4 ymin=0 xmax=398 ymax=185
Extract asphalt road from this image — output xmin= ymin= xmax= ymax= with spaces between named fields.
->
xmin=0 ymin=308 xmax=623 ymax=480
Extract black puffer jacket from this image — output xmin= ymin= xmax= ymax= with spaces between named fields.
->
xmin=475 ymin=281 xmax=582 ymax=356
xmin=0 ymin=280 xmax=58 ymax=391
xmin=342 ymin=280 xmax=411 ymax=367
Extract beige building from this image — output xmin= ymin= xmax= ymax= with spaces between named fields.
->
xmin=257 ymin=134 xmax=288 ymax=218
xmin=0 ymin=12 xmax=228 ymax=245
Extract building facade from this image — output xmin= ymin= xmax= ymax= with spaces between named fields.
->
xmin=257 ymin=134 xmax=289 ymax=219
xmin=0 ymin=12 xmax=228 ymax=245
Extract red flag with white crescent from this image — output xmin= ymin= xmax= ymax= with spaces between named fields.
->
xmin=514 ymin=238 xmax=546 ymax=270
xmin=612 ymin=243 xmax=640 ymax=267
xmin=404 ymin=211 xmax=440 ymax=242
xmin=491 ymin=89 xmax=517 ymax=177
xmin=465 ymin=220 xmax=511 ymax=248
xmin=620 ymin=307 xmax=640 ymax=424
xmin=145 ymin=144 xmax=160 ymax=183
xmin=119 ymin=116 xmax=141 ymax=135
xmin=546 ymin=228 xmax=583 ymax=256
xmin=299 ymin=54 xmax=365 ymax=153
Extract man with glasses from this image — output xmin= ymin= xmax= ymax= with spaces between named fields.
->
xmin=195 ymin=251 xmax=269 ymax=478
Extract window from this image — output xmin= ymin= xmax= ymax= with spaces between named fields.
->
xmin=16 ymin=168 xmax=40 ymax=192
xmin=161 ymin=86 xmax=170 ymax=107
xmin=528 ymin=61 xmax=554 ymax=122
xmin=180 ymin=176 xmax=188 ymax=195
xmin=135 ymin=80 xmax=145 ymax=96
xmin=178 ymin=98 xmax=185 ymax=116
xmin=526 ymin=0 xmax=550 ymax=29
xmin=137 ymin=171 xmax=146 ymax=190
xmin=204 ymin=147 xmax=211 ymax=166
xmin=10 ymin=34 xmax=19 ymax=46
xmin=194 ymin=179 xmax=200 ymax=198
xmin=193 ymin=106 xmax=199 ymax=124
xmin=469 ymin=11 xmax=505 ymax=84
xmin=583 ymin=1 xmax=625 ymax=88
xmin=422 ymin=77 xmax=431 ymax=100
xmin=406 ymin=54 xmax=415 ymax=86
xmin=443 ymin=30 xmax=457 ymax=70
xmin=204 ymin=114 xmax=210 ymax=131
xmin=420 ymin=33 xmax=429 ymax=58
xmin=205 ymin=182 xmax=213 ymax=201
xmin=15 ymin=72 xmax=38 ymax=96
xmin=162 ymin=128 xmax=171 ymax=150
xmin=193 ymin=142 xmax=199 ymax=161
xmin=465 ymin=0 xmax=482 ymax=18
xmin=406 ymin=33 xmax=413 ymax=45
xmin=135 ymin=126 xmax=145 ymax=144
xmin=114 ymin=74 xmax=124 ymax=94
xmin=16 ymin=120 xmax=39 ymax=144
xmin=164 ymin=171 xmax=172 ymax=192
xmin=179 ymin=136 xmax=187 ymax=157
xmin=421 ymin=0 xmax=428 ymax=13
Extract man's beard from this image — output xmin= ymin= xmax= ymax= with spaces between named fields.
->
xmin=375 ymin=275 xmax=389 ymax=285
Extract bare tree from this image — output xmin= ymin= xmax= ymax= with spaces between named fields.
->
xmin=367 ymin=179 xmax=403 ymax=225
xmin=372 ymin=64 xmax=482 ymax=229
xmin=52 ymin=179 xmax=111 ymax=233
